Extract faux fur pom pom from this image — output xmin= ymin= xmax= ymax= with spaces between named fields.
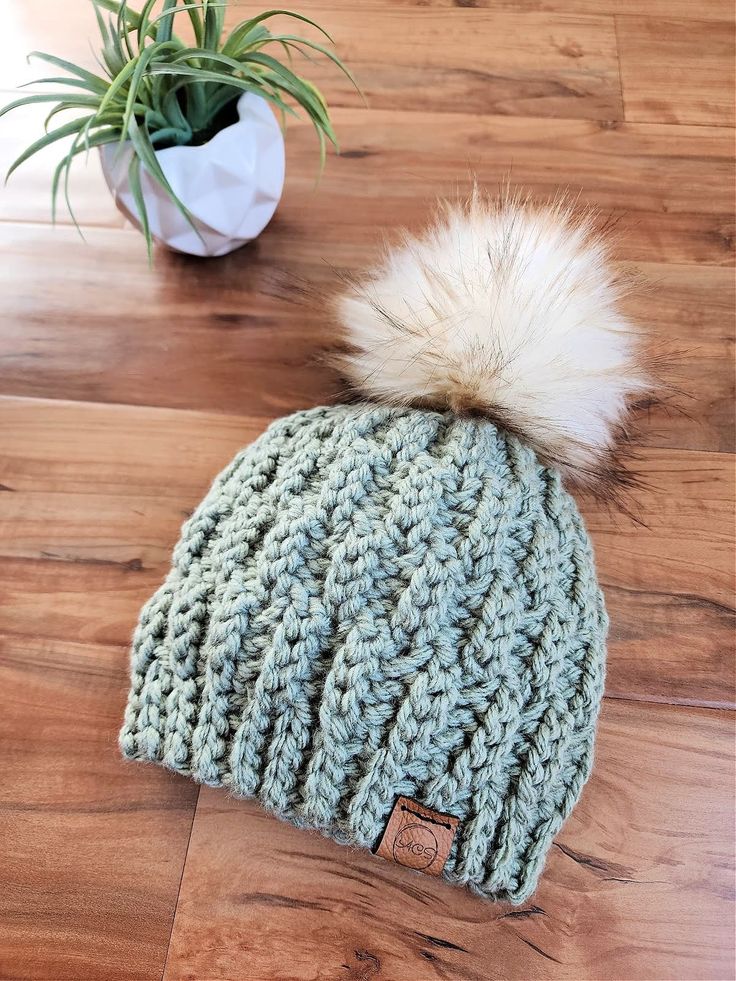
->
xmin=336 ymin=191 xmax=652 ymax=486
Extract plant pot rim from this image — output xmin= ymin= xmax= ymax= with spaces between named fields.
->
xmin=99 ymin=91 xmax=285 ymax=258
xmin=100 ymin=91 xmax=274 ymax=161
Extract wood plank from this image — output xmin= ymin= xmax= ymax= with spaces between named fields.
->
xmin=282 ymin=0 xmax=735 ymax=22
xmin=4 ymin=108 xmax=734 ymax=252
xmin=162 ymin=699 xmax=735 ymax=981
xmin=0 ymin=1 xmax=733 ymax=977
xmin=0 ymin=3 xmax=621 ymax=120
xmin=0 ymin=221 xmax=732 ymax=450
xmin=276 ymin=110 xmax=734 ymax=266
xmin=0 ymin=0 xmax=101 ymax=91
xmin=617 ymin=16 xmax=736 ymax=126
xmin=0 ymin=0 xmax=730 ymax=101
xmin=1 ymin=397 xmax=733 ymax=710
xmin=265 ymin=6 xmax=623 ymax=120
xmin=624 ymin=261 xmax=735 ymax=454
xmin=579 ymin=452 xmax=735 ymax=709
xmin=0 ymin=398 xmax=264 ymax=649
xmin=0 ymin=95 xmax=123 ymax=228
xmin=3 ymin=108 xmax=733 ymax=269
xmin=0 ymin=633 xmax=199 ymax=981
xmin=0 ymin=396 xmax=264 ymax=499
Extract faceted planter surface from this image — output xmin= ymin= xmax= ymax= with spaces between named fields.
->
xmin=100 ymin=92 xmax=285 ymax=257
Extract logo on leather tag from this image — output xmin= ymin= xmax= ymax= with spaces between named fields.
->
xmin=374 ymin=796 xmax=459 ymax=877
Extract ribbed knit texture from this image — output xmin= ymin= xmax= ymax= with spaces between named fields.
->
xmin=121 ymin=404 xmax=607 ymax=904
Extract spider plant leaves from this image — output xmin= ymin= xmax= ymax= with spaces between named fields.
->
xmin=160 ymin=86 xmax=193 ymax=138
xmin=117 ymin=3 xmax=137 ymax=62
xmin=58 ymin=123 xmax=93 ymax=234
xmin=136 ymin=0 xmax=166 ymax=45
xmin=221 ymin=23 xmax=271 ymax=59
xmin=3 ymin=0 xmax=357 ymax=258
xmin=97 ymin=39 xmax=177 ymax=119
xmin=181 ymin=0 xmax=205 ymax=46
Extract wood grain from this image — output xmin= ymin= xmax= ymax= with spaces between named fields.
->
xmin=0 ymin=2 xmax=622 ymax=120
xmin=0 ymin=220 xmax=732 ymax=451
xmin=3 ymin=109 xmax=734 ymax=264
xmin=0 ymin=95 xmax=123 ymax=228
xmin=301 ymin=0 xmax=734 ymax=21
xmin=0 ymin=1 xmax=734 ymax=978
xmin=624 ymin=261 xmax=735 ymax=453
xmin=1 ymin=397 xmax=732 ymax=711
xmin=0 ymin=397 xmax=263 ymax=648
xmin=163 ymin=699 xmax=735 ymax=981
xmin=0 ymin=633 xmax=200 ymax=981
xmin=617 ymin=16 xmax=736 ymax=125
xmin=266 ymin=6 xmax=624 ymax=120
xmin=580 ymin=450 xmax=735 ymax=709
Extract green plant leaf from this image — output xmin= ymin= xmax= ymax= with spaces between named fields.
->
xmin=4 ymin=1 xmax=358 ymax=262
xmin=203 ymin=1 xmax=227 ymax=51
xmin=97 ymin=39 xmax=178 ymax=121
xmin=117 ymin=1 xmax=136 ymax=61
xmin=270 ymin=34 xmax=360 ymax=93
xmin=126 ymin=114 xmax=199 ymax=240
xmin=136 ymin=0 xmax=162 ymax=46
xmin=161 ymin=85 xmax=193 ymax=137
xmin=93 ymin=0 xmax=143 ymax=31
xmin=27 ymin=51 xmax=110 ymax=91
xmin=6 ymin=114 xmax=96 ymax=178
xmin=168 ymin=45 xmax=270 ymax=75
xmin=43 ymin=98 xmax=112 ymax=129
xmin=120 ymin=41 xmax=172 ymax=136
xmin=149 ymin=124 xmax=188 ymax=144
xmin=60 ymin=125 xmax=91 ymax=234
xmin=222 ymin=23 xmax=271 ymax=59
xmin=241 ymin=49 xmax=326 ymax=102
xmin=146 ymin=63 xmax=298 ymax=116
xmin=18 ymin=75 xmax=108 ymax=95
xmin=155 ymin=0 xmax=181 ymax=44
xmin=49 ymin=125 xmax=118 ymax=223
xmin=0 ymin=92 xmax=99 ymax=119
xmin=92 ymin=1 xmax=112 ymax=48
xmin=127 ymin=152 xmax=154 ymax=263
xmin=224 ymin=9 xmax=333 ymax=58
xmin=181 ymin=0 xmax=204 ymax=46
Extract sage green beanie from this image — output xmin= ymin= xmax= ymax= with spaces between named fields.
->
xmin=121 ymin=194 xmax=649 ymax=902
xmin=121 ymin=405 xmax=607 ymax=903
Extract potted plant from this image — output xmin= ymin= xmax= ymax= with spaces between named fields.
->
xmin=1 ymin=0 xmax=354 ymax=258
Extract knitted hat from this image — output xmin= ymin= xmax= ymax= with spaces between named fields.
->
xmin=121 ymin=192 xmax=649 ymax=903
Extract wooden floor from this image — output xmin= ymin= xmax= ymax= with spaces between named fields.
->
xmin=1 ymin=2 xmax=734 ymax=979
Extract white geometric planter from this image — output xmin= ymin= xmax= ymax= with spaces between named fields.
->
xmin=100 ymin=92 xmax=285 ymax=257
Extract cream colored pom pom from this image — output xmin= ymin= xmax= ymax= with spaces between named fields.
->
xmin=336 ymin=190 xmax=651 ymax=485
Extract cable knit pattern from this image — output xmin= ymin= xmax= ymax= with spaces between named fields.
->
xmin=121 ymin=404 xmax=607 ymax=904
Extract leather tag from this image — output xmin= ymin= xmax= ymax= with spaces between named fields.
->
xmin=374 ymin=796 xmax=459 ymax=877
